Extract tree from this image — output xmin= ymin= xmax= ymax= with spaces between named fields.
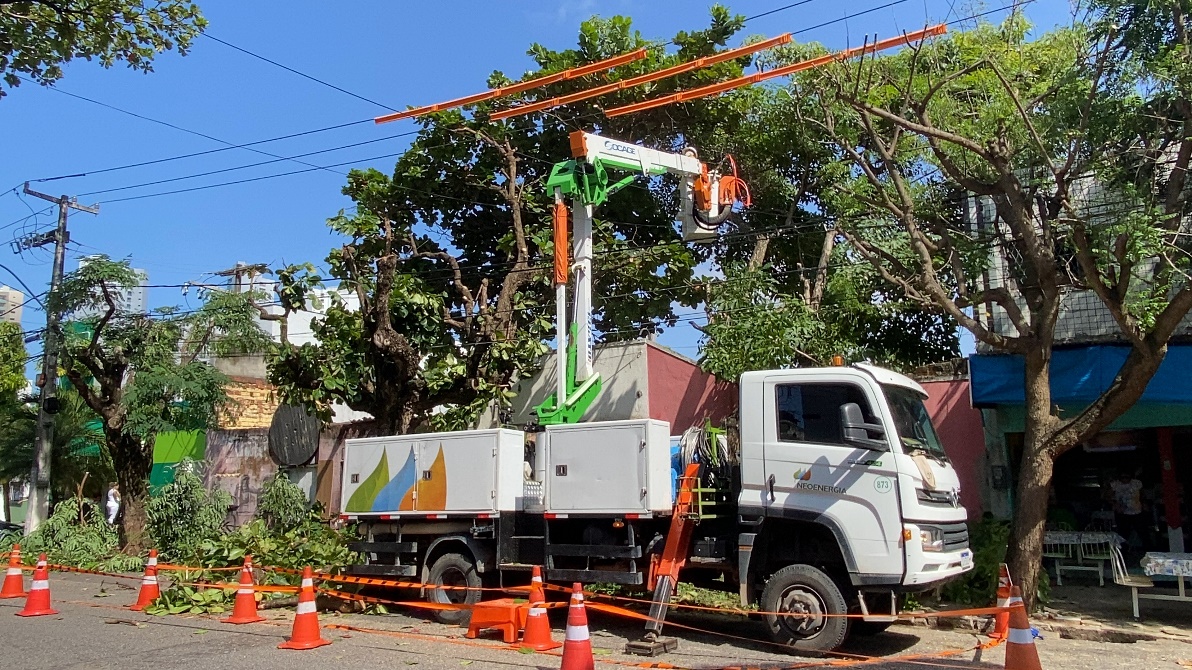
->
xmin=0 ymin=387 xmax=109 ymax=514
xmin=50 ymin=256 xmax=268 ymax=550
xmin=696 ymin=42 xmax=958 ymax=375
xmin=788 ymin=7 xmax=1192 ymax=607
xmin=267 ymin=10 xmax=760 ymax=433
xmin=0 ymin=0 xmax=205 ymax=97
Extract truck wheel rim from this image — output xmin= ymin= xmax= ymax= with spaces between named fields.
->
xmin=434 ymin=568 xmax=469 ymax=604
xmin=776 ymin=586 xmax=826 ymax=638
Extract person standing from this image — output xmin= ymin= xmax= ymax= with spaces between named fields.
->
xmin=105 ymin=482 xmax=120 ymax=524
xmin=1110 ymin=471 xmax=1147 ymax=549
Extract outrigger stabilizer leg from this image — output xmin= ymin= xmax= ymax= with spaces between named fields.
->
xmin=625 ymin=463 xmax=701 ymax=656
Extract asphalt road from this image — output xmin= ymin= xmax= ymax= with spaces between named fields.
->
xmin=1 ymin=571 xmax=1189 ymax=669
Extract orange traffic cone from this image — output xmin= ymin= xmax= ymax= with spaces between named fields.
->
xmin=1004 ymin=585 xmax=1043 ymax=670
xmin=519 ymin=601 xmax=562 ymax=652
xmin=0 ymin=544 xmax=25 ymax=599
xmin=129 ymin=549 xmax=160 ymax=611
xmin=528 ymin=565 xmax=546 ymax=604
xmin=560 ymin=582 xmax=594 ymax=670
xmin=222 ymin=555 xmax=265 ymax=624
xmin=991 ymin=563 xmax=1013 ymax=640
xmin=278 ymin=566 xmax=330 ymax=650
xmin=15 ymin=554 xmax=58 ymax=617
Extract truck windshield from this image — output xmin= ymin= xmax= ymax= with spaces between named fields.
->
xmin=883 ymin=385 xmax=949 ymax=462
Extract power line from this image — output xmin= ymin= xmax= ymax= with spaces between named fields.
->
xmin=745 ymin=0 xmax=822 ymax=23
xmin=32 ymin=118 xmax=375 ymax=183
xmin=77 ymin=130 xmax=418 ymax=198
xmin=20 ymin=77 xmax=356 ymax=178
xmin=202 ymin=33 xmax=399 ymax=112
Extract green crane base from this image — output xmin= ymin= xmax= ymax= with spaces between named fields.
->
xmin=535 ymin=323 xmax=602 ymax=425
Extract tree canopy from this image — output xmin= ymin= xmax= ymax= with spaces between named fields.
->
xmin=266 ymin=9 xmax=766 ymax=432
xmin=52 ymin=255 xmax=267 ymax=549
xmin=780 ymin=4 xmax=1192 ymax=607
xmin=0 ymin=0 xmax=206 ymax=97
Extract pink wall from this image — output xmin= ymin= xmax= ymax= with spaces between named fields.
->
xmin=645 ymin=344 xmax=738 ymax=431
xmin=920 ymin=379 xmax=985 ymax=519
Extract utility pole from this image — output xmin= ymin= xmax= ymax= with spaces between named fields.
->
xmin=20 ymin=183 xmax=99 ymax=533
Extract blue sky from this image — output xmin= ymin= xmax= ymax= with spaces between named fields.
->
xmin=0 ymin=0 xmax=1074 ymax=365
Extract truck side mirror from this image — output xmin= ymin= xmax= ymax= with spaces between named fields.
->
xmin=840 ymin=403 xmax=888 ymax=451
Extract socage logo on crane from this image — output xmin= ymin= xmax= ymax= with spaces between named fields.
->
xmin=602 ymin=140 xmax=638 ymax=156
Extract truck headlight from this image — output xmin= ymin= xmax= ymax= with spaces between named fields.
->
xmin=919 ymin=527 xmax=944 ymax=552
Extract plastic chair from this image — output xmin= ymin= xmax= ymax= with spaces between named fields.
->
xmin=1079 ymin=538 xmax=1113 ymax=587
xmin=1042 ymin=537 xmax=1080 ymax=585
xmin=1110 ymin=544 xmax=1153 ymax=619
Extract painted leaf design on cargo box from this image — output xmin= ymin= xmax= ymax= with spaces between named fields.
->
xmin=345 ymin=450 xmax=388 ymax=512
xmin=417 ymin=445 xmax=447 ymax=509
xmin=374 ymin=448 xmax=417 ymax=512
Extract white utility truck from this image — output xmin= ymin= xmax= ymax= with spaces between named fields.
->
xmin=339 ymin=131 xmax=971 ymax=654
xmin=339 ymin=363 xmax=972 ymax=653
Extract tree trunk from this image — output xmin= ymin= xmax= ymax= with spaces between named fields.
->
xmin=1005 ymin=344 xmax=1060 ymax=611
xmin=1006 ymin=447 xmax=1054 ymax=611
xmin=109 ymin=432 xmax=152 ymax=553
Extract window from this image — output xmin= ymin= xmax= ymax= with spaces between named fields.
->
xmin=883 ymin=385 xmax=949 ymax=462
xmin=775 ymin=383 xmax=876 ymax=445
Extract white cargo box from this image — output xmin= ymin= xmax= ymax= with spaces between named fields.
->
xmin=544 ymin=419 xmax=673 ymax=515
xmin=341 ymin=429 xmax=525 ymax=515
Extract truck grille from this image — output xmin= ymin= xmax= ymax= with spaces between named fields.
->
xmin=916 ymin=488 xmax=961 ymax=508
xmin=938 ymin=522 xmax=969 ymax=552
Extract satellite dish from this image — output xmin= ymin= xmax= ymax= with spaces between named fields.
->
xmin=268 ymin=404 xmax=322 ymax=467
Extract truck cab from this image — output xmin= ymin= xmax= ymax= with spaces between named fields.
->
xmin=734 ymin=363 xmax=972 ymax=650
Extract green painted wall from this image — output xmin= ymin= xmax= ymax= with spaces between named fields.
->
xmin=148 ymin=430 xmax=207 ymax=492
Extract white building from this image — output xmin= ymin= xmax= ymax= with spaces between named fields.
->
xmin=0 ymin=285 xmax=24 ymax=324
xmin=76 ymin=256 xmax=148 ymax=317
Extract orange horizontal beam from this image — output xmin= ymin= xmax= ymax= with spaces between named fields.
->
xmin=489 ymin=33 xmax=793 ymax=121
xmin=374 ymin=47 xmax=650 ymax=124
xmin=605 ymin=24 xmax=947 ymax=118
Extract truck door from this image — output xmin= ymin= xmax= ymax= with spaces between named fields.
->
xmin=763 ymin=378 xmax=905 ymax=580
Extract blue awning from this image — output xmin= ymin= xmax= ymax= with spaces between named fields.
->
xmin=969 ymin=344 xmax=1192 ymax=407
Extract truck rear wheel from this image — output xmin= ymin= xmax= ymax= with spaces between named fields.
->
xmin=760 ymin=564 xmax=849 ymax=654
xmin=426 ymin=552 xmax=482 ymax=625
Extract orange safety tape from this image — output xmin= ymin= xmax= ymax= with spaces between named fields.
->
xmin=45 ymin=564 xmax=141 ymax=580
xmin=585 ymin=600 xmax=1005 ymax=668
xmin=317 ymin=586 xmax=566 ymax=612
xmin=156 ymin=564 xmax=242 ymax=572
xmin=543 ymin=583 xmax=1011 ymax=620
xmin=173 ymin=580 xmax=300 ymax=593
xmin=270 ymin=565 xmax=519 ymax=592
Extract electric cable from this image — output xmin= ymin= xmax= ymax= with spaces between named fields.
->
xmin=202 ymin=33 xmax=399 ymax=112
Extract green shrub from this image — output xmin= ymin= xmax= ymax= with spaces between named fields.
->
xmin=3 ymin=497 xmax=140 ymax=572
xmin=255 ymin=472 xmax=310 ymax=532
xmin=145 ymin=464 xmax=231 ymax=562
xmin=940 ymin=515 xmax=1049 ymax=608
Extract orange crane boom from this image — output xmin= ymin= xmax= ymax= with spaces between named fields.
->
xmin=374 ymin=47 xmax=649 ymax=124
xmin=489 ymin=33 xmax=792 ymax=121
xmin=604 ymin=24 xmax=947 ymax=118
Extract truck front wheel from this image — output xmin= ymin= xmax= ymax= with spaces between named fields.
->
xmin=426 ymin=552 xmax=482 ymax=625
xmin=760 ymin=564 xmax=849 ymax=654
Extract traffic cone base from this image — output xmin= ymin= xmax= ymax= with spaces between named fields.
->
xmin=223 ymin=556 xmax=265 ymax=624
xmin=0 ymin=545 xmax=25 ymax=599
xmin=278 ymin=567 xmax=331 ymax=650
xmin=560 ymin=582 xmax=595 ymax=670
xmin=517 ymin=604 xmax=561 ymax=652
xmin=1004 ymin=585 xmax=1043 ymax=670
xmin=16 ymin=555 xmax=57 ymax=617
